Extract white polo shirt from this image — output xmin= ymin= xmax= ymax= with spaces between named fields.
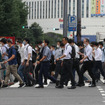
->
xmin=94 ymin=47 xmax=102 ymax=61
xmin=63 ymin=43 xmax=72 ymax=59
xmin=84 ymin=44 xmax=92 ymax=61
xmin=24 ymin=44 xmax=32 ymax=61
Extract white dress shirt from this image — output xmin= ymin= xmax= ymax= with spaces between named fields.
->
xmin=84 ymin=44 xmax=92 ymax=61
xmin=63 ymin=43 xmax=72 ymax=59
xmin=18 ymin=44 xmax=25 ymax=63
xmin=94 ymin=47 xmax=102 ymax=61
xmin=74 ymin=44 xmax=80 ymax=59
xmin=24 ymin=44 xmax=32 ymax=61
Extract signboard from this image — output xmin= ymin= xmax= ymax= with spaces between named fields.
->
xmin=0 ymin=36 xmax=15 ymax=44
xmin=68 ymin=15 xmax=77 ymax=31
xmin=91 ymin=0 xmax=105 ymax=17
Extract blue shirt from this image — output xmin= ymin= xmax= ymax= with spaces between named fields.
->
xmin=8 ymin=46 xmax=17 ymax=65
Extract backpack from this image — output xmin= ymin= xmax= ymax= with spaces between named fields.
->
xmin=66 ymin=45 xmax=76 ymax=59
xmin=27 ymin=46 xmax=37 ymax=63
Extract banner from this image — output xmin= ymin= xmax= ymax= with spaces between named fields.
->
xmin=91 ymin=0 xmax=105 ymax=17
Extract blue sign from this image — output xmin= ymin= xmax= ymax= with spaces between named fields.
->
xmin=68 ymin=15 xmax=77 ymax=31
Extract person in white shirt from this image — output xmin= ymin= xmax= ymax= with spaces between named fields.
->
xmin=80 ymin=38 xmax=96 ymax=87
xmin=56 ymin=37 xmax=76 ymax=89
xmin=17 ymin=40 xmax=25 ymax=82
xmin=22 ymin=38 xmax=35 ymax=86
xmin=69 ymin=39 xmax=83 ymax=87
xmin=92 ymin=42 xmax=105 ymax=82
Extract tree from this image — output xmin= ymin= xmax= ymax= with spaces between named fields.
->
xmin=0 ymin=0 xmax=28 ymax=37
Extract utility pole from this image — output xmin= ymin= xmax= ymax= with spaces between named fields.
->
xmin=77 ymin=0 xmax=81 ymax=42
xmin=63 ymin=0 xmax=68 ymax=37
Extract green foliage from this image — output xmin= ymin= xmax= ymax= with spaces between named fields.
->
xmin=0 ymin=0 xmax=28 ymax=37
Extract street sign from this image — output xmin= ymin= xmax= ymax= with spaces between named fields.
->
xmin=68 ymin=15 xmax=77 ymax=31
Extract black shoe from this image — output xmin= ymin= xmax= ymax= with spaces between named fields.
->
xmin=2 ymin=84 xmax=8 ymax=88
xmin=68 ymin=86 xmax=76 ymax=89
xmin=55 ymin=85 xmax=64 ymax=89
xmin=18 ymin=83 xmax=25 ymax=88
xmin=89 ymin=84 xmax=96 ymax=87
xmin=76 ymin=83 xmax=85 ymax=87
xmin=43 ymin=82 xmax=48 ymax=85
xmin=35 ymin=85 xmax=44 ymax=88
xmin=32 ymin=80 xmax=36 ymax=86
xmin=56 ymin=80 xmax=60 ymax=87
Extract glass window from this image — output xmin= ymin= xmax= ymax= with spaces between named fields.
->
xmin=43 ymin=1 xmax=45 ymax=18
xmin=73 ymin=0 xmax=75 ymax=16
xmin=49 ymin=0 xmax=50 ymax=18
xmin=34 ymin=2 xmax=36 ymax=19
xmin=40 ymin=1 xmax=42 ymax=19
xmin=82 ymin=0 xmax=84 ymax=18
xmin=61 ymin=0 xmax=63 ymax=18
xmin=29 ymin=2 xmax=31 ymax=19
xmin=32 ymin=2 xmax=33 ymax=19
xmin=86 ymin=0 xmax=89 ymax=18
xmin=37 ymin=1 xmax=39 ymax=19
xmin=69 ymin=0 xmax=71 ymax=15
xmin=46 ymin=1 xmax=47 ymax=18
xmin=58 ymin=0 xmax=60 ymax=18
xmin=51 ymin=0 xmax=53 ymax=18
xmin=54 ymin=0 xmax=56 ymax=18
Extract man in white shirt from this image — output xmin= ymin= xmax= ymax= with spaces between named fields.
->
xmin=17 ymin=40 xmax=25 ymax=82
xmin=56 ymin=37 xmax=76 ymax=89
xmin=80 ymin=38 xmax=96 ymax=87
xmin=23 ymin=38 xmax=35 ymax=86
xmin=69 ymin=39 xmax=83 ymax=86
xmin=92 ymin=42 xmax=105 ymax=81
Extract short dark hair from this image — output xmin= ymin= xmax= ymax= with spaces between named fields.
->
xmin=37 ymin=41 xmax=42 ymax=44
xmin=17 ymin=40 xmax=23 ymax=44
xmin=63 ymin=37 xmax=68 ymax=42
xmin=68 ymin=39 xmax=74 ymax=44
xmin=60 ymin=43 xmax=65 ymax=47
xmin=85 ymin=38 xmax=89 ymax=43
xmin=99 ymin=42 xmax=103 ymax=46
xmin=0 ymin=38 xmax=7 ymax=44
xmin=24 ymin=38 xmax=30 ymax=44
xmin=44 ymin=39 xmax=49 ymax=45
xmin=7 ymin=39 xmax=13 ymax=44
xmin=77 ymin=41 xmax=83 ymax=47
xmin=93 ymin=42 xmax=98 ymax=46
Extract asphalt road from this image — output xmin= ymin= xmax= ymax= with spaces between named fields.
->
xmin=0 ymin=82 xmax=105 ymax=105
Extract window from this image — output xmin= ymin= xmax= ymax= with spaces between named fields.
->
xmin=34 ymin=2 xmax=36 ymax=19
xmin=46 ymin=1 xmax=47 ymax=18
xmin=32 ymin=2 xmax=33 ymax=19
xmin=29 ymin=2 xmax=31 ymax=19
xmin=43 ymin=1 xmax=45 ymax=18
xmin=82 ymin=0 xmax=84 ymax=18
xmin=58 ymin=0 xmax=60 ymax=18
xmin=73 ymin=0 xmax=75 ymax=16
xmin=51 ymin=0 xmax=53 ymax=18
xmin=49 ymin=0 xmax=50 ymax=18
xmin=69 ymin=0 xmax=71 ymax=15
xmin=61 ymin=0 xmax=63 ymax=18
xmin=40 ymin=1 xmax=42 ymax=19
xmin=54 ymin=0 xmax=56 ymax=18
xmin=37 ymin=1 xmax=39 ymax=19
xmin=86 ymin=0 xmax=89 ymax=18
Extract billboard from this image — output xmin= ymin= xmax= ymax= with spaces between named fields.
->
xmin=91 ymin=0 xmax=105 ymax=17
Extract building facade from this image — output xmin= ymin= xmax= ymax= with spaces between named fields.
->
xmin=23 ymin=0 xmax=105 ymax=37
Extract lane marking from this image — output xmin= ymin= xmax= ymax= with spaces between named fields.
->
xmin=100 ymin=91 xmax=105 ymax=93
xmin=102 ymin=94 xmax=105 ymax=96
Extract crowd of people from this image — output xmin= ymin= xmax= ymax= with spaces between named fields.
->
xmin=0 ymin=37 xmax=105 ymax=89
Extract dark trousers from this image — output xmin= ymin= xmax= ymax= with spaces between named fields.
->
xmin=35 ymin=64 xmax=47 ymax=83
xmin=72 ymin=59 xmax=83 ymax=84
xmin=24 ymin=60 xmax=35 ymax=85
xmin=81 ymin=61 xmax=96 ymax=85
xmin=60 ymin=59 xmax=75 ymax=86
xmin=54 ymin=60 xmax=62 ymax=79
xmin=39 ymin=62 xmax=57 ymax=86
xmin=93 ymin=61 xmax=105 ymax=79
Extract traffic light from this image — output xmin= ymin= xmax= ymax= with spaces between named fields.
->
xmin=53 ymin=28 xmax=59 ymax=31
xmin=22 ymin=26 xmax=25 ymax=29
